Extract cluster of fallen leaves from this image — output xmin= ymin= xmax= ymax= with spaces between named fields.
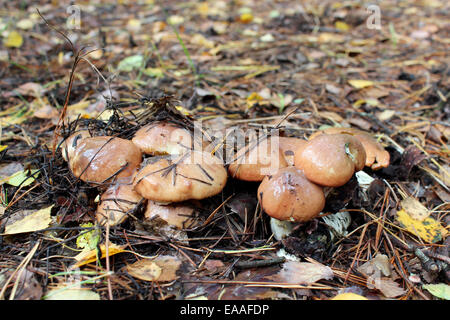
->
xmin=0 ymin=0 xmax=449 ymax=300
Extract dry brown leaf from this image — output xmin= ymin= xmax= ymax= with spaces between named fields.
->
xmin=126 ymin=255 xmax=182 ymax=282
xmin=271 ymin=261 xmax=334 ymax=285
xmin=367 ymin=277 xmax=406 ymax=298
xmin=357 ymin=254 xmax=391 ymax=277
xmin=400 ymin=197 xmax=430 ymax=221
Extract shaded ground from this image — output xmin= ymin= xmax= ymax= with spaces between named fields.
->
xmin=0 ymin=0 xmax=449 ymax=300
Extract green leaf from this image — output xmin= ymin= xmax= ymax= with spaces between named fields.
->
xmin=6 ymin=169 xmax=39 ymax=187
xmin=76 ymin=223 xmax=101 ymax=250
xmin=423 ymin=284 xmax=450 ymax=300
xmin=117 ymin=55 xmax=144 ymax=72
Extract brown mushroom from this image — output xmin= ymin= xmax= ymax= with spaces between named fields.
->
xmin=257 ymin=167 xmax=325 ymax=222
xmin=69 ymin=136 xmax=142 ymax=184
xmin=278 ymin=137 xmax=307 ymax=166
xmin=96 ymin=182 xmax=143 ymax=226
xmin=228 ymin=136 xmax=288 ymax=181
xmin=309 ymin=127 xmax=390 ymax=170
xmin=132 ymin=121 xmax=195 ymax=155
xmin=60 ymin=130 xmax=92 ymax=162
xmin=133 ymin=151 xmax=227 ymax=202
xmin=294 ymin=134 xmax=366 ymax=187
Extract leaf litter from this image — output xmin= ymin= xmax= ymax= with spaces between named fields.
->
xmin=0 ymin=0 xmax=448 ymax=301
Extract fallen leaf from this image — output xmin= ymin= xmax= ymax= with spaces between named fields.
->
xmin=191 ymin=33 xmax=215 ymax=49
xmin=2 ymin=82 xmax=45 ymax=98
xmin=44 ymin=288 xmax=100 ymax=300
xmin=4 ymin=31 xmax=23 ymax=48
xmin=0 ymin=268 xmax=43 ymax=300
xmin=4 ymin=169 xmax=40 ymax=187
xmin=423 ymin=283 xmax=450 ymax=300
xmin=348 ymin=79 xmax=374 ymax=89
xmin=377 ymin=109 xmax=396 ymax=121
xmin=76 ymin=223 xmax=100 ymax=250
xmin=331 ymin=293 xmax=367 ymax=300
xmin=167 ymin=15 xmax=184 ymax=25
xmin=117 ymin=55 xmax=144 ymax=72
xmin=239 ymin=13 xmax=253 ymax=23
xmin=335 ymin=21 xmax=350 ymax=32
xmin=400 ymin=197 xmax=430 ymax=221
xmin=396 ymin=209 xmax=447 ymax=243
xmin=126 ymin=255 xmax=182 ymax=282
xmin=260 ymin=33 xmax=275 ymax=42
xmin=71 ymin=243 xmax=126 ymax=269
xmin=369 ymin=278 xmax=406 ymax=298
xmin=0 ymin=162 xmax=23 ymax=181
xmin=271 ymin=261 xmax=334 ymax=285
xmin=17 ymin=19 xmax=34 ymax=30
xmin=357 ymin=254 xmax=391 ymax=277
xmin=3 ymin=205 xmax=53 ymax=235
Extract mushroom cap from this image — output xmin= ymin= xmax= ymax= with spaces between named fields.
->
xmin=144 ymin=200 xmax=195 ymax=230
xmin=96 ymin=182 xmax=143 ymax=226
xmin=133 ymin=151 xmax=227 ymax=202
xmin=132 ymin=121 xmax=195 ymax=155
xmin=60 ymin=130 xmax=92 ymax=162
xmin=70 ymin=136 xmax=142 ymax=184
xmin=228 ymin=136 xmax=288 ymax=181
xmin=309 ymin=127 xmax=390 ymax=170
xmin=257 ymin=167 xmax=325 ymax=222
xmin=278 ymin=137 xmax=307 ymax=166
xmin=294 ymin=134 xmax=366 ymax=187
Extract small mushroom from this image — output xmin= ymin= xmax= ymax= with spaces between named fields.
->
xmin=132 ymin=121 xmax=195 ymax=155
xmin=228 ymin=136 xmax=288 ymax=181
xmin=278 ymin=137 xmax=307 ymax=166
xmin=133 ymin=151 xmax=227 ymax=202
xmin=60 ymin=130 xmax=92 ymax=162
xmin=96 ymin=182 xmax=143 ymax=226
xmin=69 ymin=136 xmax=142 ymax=184
xmin=309 ymin=127 xmax=390 ymax=170
xmin=257 ymin=167 xmax=325 ymax=222
xmin=294 ymin=134 xmax=366 ymax=187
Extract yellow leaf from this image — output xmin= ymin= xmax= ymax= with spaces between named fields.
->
xmin=246 ymin=92 xmax=264 ymax=108
xmin=197 ymin=2 xmax=209 ymax=16
xmin=143 ymin=67 xmax=164 ymax=78
xmin=4 ymin=169 xmax=39 ymax=187
xmin=348 ymin=79 xmax=374 ymax=89
xmin=331 ymin=293 xmax=368 ymax=300
xmin=71 ymin=243 xmax=126 ymax=269
xmin=396 ymin=209 xmax=447 ymax=243
xmin=4 ymin=31 xmax=23 ymax=48
xmin=191 ymin=33 xmax=215 ymax=49
xmin=3 ymin=205 xmax=53 ymax=235
xmin=335 ymin=21 xmax=350 ymax=32
xmin=240 ymin=13 xmax=253 ymax=23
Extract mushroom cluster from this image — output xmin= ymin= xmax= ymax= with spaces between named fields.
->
xmin=227 ymin=127 xmax=390 ymax=238
xmin=62 ymin=120 xmax=389 ymax=241
xmin=61 ymin=120 xmax=227 ymax=234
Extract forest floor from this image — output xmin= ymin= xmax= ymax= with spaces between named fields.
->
xmin=0 ymin=0 xmax=448 ymax=300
